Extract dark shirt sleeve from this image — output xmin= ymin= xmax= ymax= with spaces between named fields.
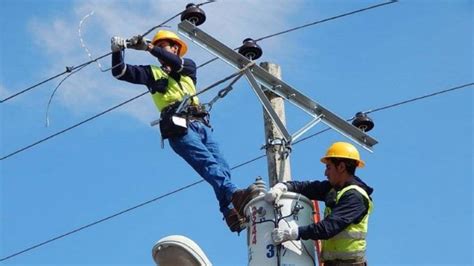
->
xmin=180 ymin=58 xmax=197 ymax=84
xmin=286 ymin=180 xmax=332 ymax=201
xmin=111 ymin=50 xmax=197 ymax=95
xmin=149 ymin=46 xmax=182 ymax=70
xmin=148 ymin=47 xmax=197 ymax=85
xmin=298 ymin=189 xmax=369 ymax=240
xmin=111 ymin=51 xmax=153 ymax=85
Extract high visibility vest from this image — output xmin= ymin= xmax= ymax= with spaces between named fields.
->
xmin=321 ymin=185 xmax=373 ymax=261
xmin=149 ymin=65 xmax=199 ymax=111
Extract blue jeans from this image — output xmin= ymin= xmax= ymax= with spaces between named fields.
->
xmin=169 ymin=120 xmax=238 ymax=217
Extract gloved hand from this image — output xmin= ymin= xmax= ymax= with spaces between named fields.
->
xmin=272 ymin=226 xmax=299 ymax=244
xmin=264 ymin=183 xmax=288 ymax=203
xmin=111 ymin=36 xmax=127 ymax=52
xmin=127 ymin=35 xmax=149 ymax=51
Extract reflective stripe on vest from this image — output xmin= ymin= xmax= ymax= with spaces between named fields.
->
xmin=149 ymin=65 xmax=199 ymax=111
xmin=330 ymin=231 xmax=366 ymax=240
xmin=322 ymin=185 xmax=373 ymax=262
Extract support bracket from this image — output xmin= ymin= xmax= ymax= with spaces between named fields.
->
xmin=178 ymin=20 xmax=378 ymax=151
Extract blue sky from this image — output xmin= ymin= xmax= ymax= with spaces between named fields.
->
xmin=1 ymin=0 xmax=472 ymax=265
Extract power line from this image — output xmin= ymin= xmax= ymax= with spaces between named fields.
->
xmin=0 ymin=1 xmax=215 ymax=104
xmin=0 ymin=154 xmax=268 ymax=262
xmin=0 ymin=0 xmax=399 ymax=161
xmin=254 ymin=0 xmax=398 ymax=42
xmin=0 ymin=67 xmax=247 ymax=161
xmin=196 ymin=0 xmax=398 ymax=69
xmin=2 ymin=81 xmax=472 ymax=161
xmin=0 ymin=91 xmax=148 ymax=161
xmin=1 ymin=81 xmax=472 ymax=262
xmin=363 ymin=82 xmax=474 ymax=114
xmin=293 ymin=83 xmax=474 ymax=145
xmin=0 ymin=57 xmax=108 ymax=103
xmin=0 ymin=180 xmax=204 ymax=262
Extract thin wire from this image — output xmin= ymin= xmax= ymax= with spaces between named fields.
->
xmin=79 ymin=11 xmax=106 ymax=71
xmin=255 ymin=0 xmax=398 ymax=42
xmin=1 ymin=0 xmax=401 ymax=158
xmin=1 ymin=66 xmax=250 ymax=161
xmin=43 ymin=0 xmax=216 ymax=127
xmin=363 ymin=82 xmax=474 ymax=114
xmin=281 ymin=218 xmax=316 ymax=264
xmin=1 ymin=70 xmax=67 ymax=103
xmin=1 ymin=81 xmax=472 ymax=261
xmin=0 ymin=53 xmax=112 ymax=104
xmin=196 ymin=0 xmax=398 ymax=69
xmin=45 ymin=65 xmax=89 ymax=127
xmin=293 ymin=82 xmax=474 ymax=146
xmin=197 ymin=57 xmax=219 ymax=69
xmin=0 ymin=152 xmax=265 ymax=262
xmin=0 ymin=91 xmax=149 ymax=161
xmin=0 ymin=0 xmax=215 ymax=103
xmin=0 ymin=179 xmax=204 ymax=262
xmin=1 ymin=80 xmax=472 ymax=161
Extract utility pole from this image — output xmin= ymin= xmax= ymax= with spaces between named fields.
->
xmin=261 ymin=62 xmax=292 ymax=186
xmin=177 ymin=20 xmax=377 ymax=265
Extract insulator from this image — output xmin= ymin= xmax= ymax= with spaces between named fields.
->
xmin=238 ymin=38 xmax=263 ymax=60
xmin=352 ymin=112 xmax=375 ymax=132
xmin=180 ymin=3 xmax=206 ymax=26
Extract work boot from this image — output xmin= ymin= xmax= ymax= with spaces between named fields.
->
xmin=225 ymin=208 xmax=246 ymax=233
xmin=231 ymin=184 xmax=260 ymax=216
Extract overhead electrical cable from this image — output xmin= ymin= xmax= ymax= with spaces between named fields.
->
xmin=0 ymin=0 xmax=215 ymax=103
xmin=1 ymin=82 xmax=471 ymax=161
xmin=254 ymin=0 xmax=398 ymax=42
xmin=1 ymin=81 xmax=472 ymax=261
xmin=0 ymin=65 xmax=246 ymax=160
xmin=197 ymin=0 xmax=398 ymax=69
xmin=1 ymin=0 xmax=400 ymax=160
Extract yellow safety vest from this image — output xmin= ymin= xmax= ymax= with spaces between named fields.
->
xmin=321 ymin=185 xmax=373 ymax=261
xmin=149 ymin=65 xmax=199 ymax=111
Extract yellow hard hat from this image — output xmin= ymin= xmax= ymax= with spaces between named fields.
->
xmin=151 ymin=30 xmax=188 ymax=57
xmin=320 ymin=142 xmax=365 ymax=168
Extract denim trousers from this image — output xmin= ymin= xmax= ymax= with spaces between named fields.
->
xmin=169 ymin=120 xmax=238 ymax=217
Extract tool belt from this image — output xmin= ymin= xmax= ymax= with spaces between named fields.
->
xmin=159 ymin=102 xmax=210 ymax=140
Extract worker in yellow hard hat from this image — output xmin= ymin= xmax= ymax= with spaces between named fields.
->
xmin=265 ymin=142 xmax=374 ymax=266
xmin=109 ymin=30 xmax=258 ymax=233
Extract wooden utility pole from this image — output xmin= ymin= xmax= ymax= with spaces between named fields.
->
xmin=260 ymin=62 xmax=291 ymax=187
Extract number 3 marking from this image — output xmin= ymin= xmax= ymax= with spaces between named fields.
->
xmin=266 ymin=244 xmax=275 ymax=258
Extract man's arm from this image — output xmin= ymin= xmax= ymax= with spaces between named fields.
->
xmin=148 ymin=47 xmax=183 ymax=71
xmin=298 ymin=189 xmax=369 ymax=240
xmin=111 ymin=51 xmax=153 ymax=85
xmin=148 ymin=47 xmax=197 ymax=84
xmin=286 ymin=180 xmax=332 ymax=201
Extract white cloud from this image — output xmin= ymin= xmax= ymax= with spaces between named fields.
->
xmin=27 ymin=0 xmax=305 ymax=125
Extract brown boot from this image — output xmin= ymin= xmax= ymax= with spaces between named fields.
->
xmin=225 ymin=208 xmax=246 ymax=233
xmin=231 ymin=184 xmax=260 ymax=216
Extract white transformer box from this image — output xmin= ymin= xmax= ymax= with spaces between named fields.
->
xmin=244 ymin=192 xmax=316 ymax=266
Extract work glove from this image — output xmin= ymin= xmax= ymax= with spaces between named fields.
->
xmin=111 ymin=36 xmax=127 ymax=52
xmin=272 ymin=227 xmax=299 ymax=244
xmin=264 ymin=183 xmax=288 ymax=203
xmin=127 ymin=35 xmax=149 ymax=51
